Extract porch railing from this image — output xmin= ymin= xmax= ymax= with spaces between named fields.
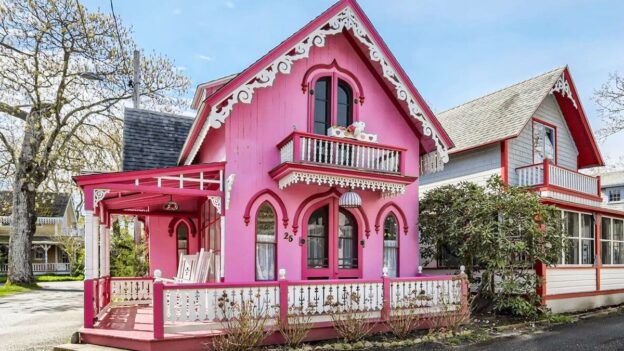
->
xmin=516 ymin=160 xmax=600 ymax=198
xmin=278 ymin=131 xmax=406 ymax=174
xmin=0 ymin=262 xmax=71 ymax=275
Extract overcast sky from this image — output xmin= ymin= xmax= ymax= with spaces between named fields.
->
xmin=82 ymin=0 xmax=624 ymax=165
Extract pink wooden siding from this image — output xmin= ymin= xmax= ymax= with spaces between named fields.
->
xmin=196 ymin=33 xmax=422 ymax=282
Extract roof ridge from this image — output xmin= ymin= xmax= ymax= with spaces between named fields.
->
xmin=125 ymin=107 xmax=194 ymax=120
xmin=438 ymin=66 xmax=566 ymax=116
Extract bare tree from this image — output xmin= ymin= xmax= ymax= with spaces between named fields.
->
xmin=0 ymin=0 xmax=190 ymax=284
xmin=595 ymin=72 xmax=624 ymax=141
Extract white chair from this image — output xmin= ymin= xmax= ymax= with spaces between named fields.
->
xmin=156 ymin=249 xmax=213 ymax=284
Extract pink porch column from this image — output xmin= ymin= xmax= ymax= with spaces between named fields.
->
xmin=84 ymin=279 xmax=94 ymax=328
xmin=153 ymin=281 xmax=164 ymax=339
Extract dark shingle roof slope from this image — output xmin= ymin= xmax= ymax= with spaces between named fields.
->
xmin=122 ymin=108 xmax=194 ymax=171
xmin=0 ymin=191 xmax=70 ymax=217
xmin=436 ymin=67 xmax=566 ymax=153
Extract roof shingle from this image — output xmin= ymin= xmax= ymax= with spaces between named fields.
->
xmin=122 ymin=108 xmax=194 ymax=171
xmin=436 ymin=67 xmax=566 ymax=153
xmin=0 ymin=191 xmax=70 ymax=217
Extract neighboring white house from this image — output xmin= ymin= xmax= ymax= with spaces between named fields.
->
xmin=600 ymin=171 xmax=624 ymax=211
xmin=420 ymin=66 xmax=624 ymax=313
xmin=0 ymin=191 xmax=81 ymax=275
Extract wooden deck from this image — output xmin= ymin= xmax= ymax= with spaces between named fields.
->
xmin=81 ymin=306 xmax=224 ymax=351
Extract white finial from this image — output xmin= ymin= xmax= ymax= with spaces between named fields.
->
xmin=418 ymin=266 xmax=423 ymax=274
xmin=154 ymin=269 xmax=162 ymax=279
xmin=382 ymin=266 xmax=389 ymax=277
xmin=460 ymin=265 xmax=466 ymax=274
xmin=279 ymin=268 xmax=287 ymax=280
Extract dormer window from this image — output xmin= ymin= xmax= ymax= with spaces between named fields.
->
xmin=533 ymin=120 xmax=556 ymax=164
xmin=309 ymin=73 xmax=358 ymax=135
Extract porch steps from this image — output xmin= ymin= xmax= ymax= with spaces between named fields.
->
xmin=54 ymin=344 xmax=128 ymax=351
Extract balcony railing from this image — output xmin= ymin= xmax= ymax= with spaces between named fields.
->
xmin=278 ymin=131 xmax=405 ymax=174
xmin=516 ymin=160 xmax=600 ymax=198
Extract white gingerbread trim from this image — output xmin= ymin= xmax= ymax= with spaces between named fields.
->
xmin=225 ymin=174 xmax=236 ymax=211
xmin=208 ymin=196 xmax=222 ymax=215
xmin=278 ymin=171 xmax=406 ymax=197
xmin=550 ymin=74 xmax=577 ymax=109
xmin=93 ymin=189 xmax=110 ymax=209
xmin=184 ymin=5 xmax=449 ymax=165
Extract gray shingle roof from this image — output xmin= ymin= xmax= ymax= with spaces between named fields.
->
xmin=600 ymin=171 xmax=624 ymax=188
xmin=437 ymin=67 xmax=566 ymax=153
xmin=122 ymin=108 xmax=194 ymax=171
xmin=0 ymin=191 xmax=70 ymax=217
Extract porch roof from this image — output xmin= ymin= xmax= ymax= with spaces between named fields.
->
xmin=73 ymin=162 xmax=225 ymax=218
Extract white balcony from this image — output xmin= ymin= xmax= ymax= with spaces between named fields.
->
xmin=516 ymin=160 xmax=600 ymax=198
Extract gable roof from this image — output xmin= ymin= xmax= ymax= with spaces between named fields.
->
xmin=436 ymin=66 xmax=604 ymax=168
xmin=123 ymin=108 xmax=194 ymax=171
xmin=178 ymin=0 xmax=453 ymax=165
xmin=0 ymin=191 xmax=70 ymax=217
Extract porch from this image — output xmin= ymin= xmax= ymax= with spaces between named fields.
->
xmin=81 ymin=274 xmax=468 ymax=351
xmin=0 ymin=262 xmax=72 ymax=275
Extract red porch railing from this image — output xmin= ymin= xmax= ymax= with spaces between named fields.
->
xmin=277 ymin=131 xmax=406 ymax=175
xmin=516 ymin=159 xmax=601 ymax=198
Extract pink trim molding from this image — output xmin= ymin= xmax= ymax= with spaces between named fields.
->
xmin=243 ymin=189 xmax=289 ymax=228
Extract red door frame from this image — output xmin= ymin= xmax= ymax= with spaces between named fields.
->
xmin=301 ymin=198 xmax=363 ymax=279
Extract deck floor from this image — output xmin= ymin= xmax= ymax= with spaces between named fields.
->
xmin=86 ymin=306 xmax=223 ymax=341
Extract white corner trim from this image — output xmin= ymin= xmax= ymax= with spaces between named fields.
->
xmin=184 ymin=5 xmax=449 ymax=165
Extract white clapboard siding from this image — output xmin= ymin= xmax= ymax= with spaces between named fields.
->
xmin=600 ymin=268 xmax=624 ymax=291
xmin=546 ymin=268 xmax=595 ymax=295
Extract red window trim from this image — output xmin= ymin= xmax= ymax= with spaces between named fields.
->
xmin=255 ymin=201 xmax=278 ymax=282
xmin=532 ymin=117 xmax=558 ymax=165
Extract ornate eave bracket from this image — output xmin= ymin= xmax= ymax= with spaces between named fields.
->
xmin=278 ymin=171 xmax=406 ymax=197
xmin=93 ymin=189 xmax=110 ymax=209
xmin=187 ymin=5 xmax=450 ymax=166
xmin=208 ymin=196 xmax=223 ymax=215
xmin=550 ymin=74 xmax=578 ymax=109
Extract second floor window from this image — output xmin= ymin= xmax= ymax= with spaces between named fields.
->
xmin=609 ymin=190 xmax=621 ymax=203
xmin=312 ymin=76 xmax=354 ymax=135
xmin=533 ymin=121 xmax=556 ymax=164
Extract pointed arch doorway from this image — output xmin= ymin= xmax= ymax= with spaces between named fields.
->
xmin=302 ymin=198 xmax=362 ymax=279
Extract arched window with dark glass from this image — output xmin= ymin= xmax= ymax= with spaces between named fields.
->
xmin=383 ymin=213 xmax=398 ymax=277
xmin=307 ymin=205 xmax=329 ymax=268
xmin=256 ymin=202 xmax=277 ymax=280
xmin=338 ymin=209 xmax=358 ymax=269
xmin=337 ymin=79 xmax=353 ymax=127
xmin=176 ymin=222 xmax=189 ymax=261
xmin=313 ymin=77 xmax=332 ymax=135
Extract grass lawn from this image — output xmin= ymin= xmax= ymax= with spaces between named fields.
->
xmin=0 ymin=283 xmax=40 ymax=297
xmin=0 ymin=274 xmax=84 ymax=283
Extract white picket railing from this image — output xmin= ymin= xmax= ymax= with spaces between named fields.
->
xmin=0 ymin=262 xmax=71 ymax=274
xmin=288 ymin=280 xmax=384 ymax=316
xmin=516 ymin=162 xmax=599 ymax=197
xmin=110 ymin=278 xmax=154 ymax=305
xmin=390 ymin=278 xmax=462 ymax=310
xmin=278 ymin=132 xmax=404 ymax=174
xmin=548 ymin=163 xmax=598 ymax=196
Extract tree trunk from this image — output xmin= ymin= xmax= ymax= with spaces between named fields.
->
xmin=8 ymin=111 xmax=45 ymax=285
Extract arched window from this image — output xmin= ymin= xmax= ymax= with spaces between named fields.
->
xmin=338 ymin=209 xmax=358 ymax=269
xmin=383 ymin=213 xmax=399 ymax=277
xmin=311 ymin=75 xmax=356 ymax=135
xmin=337 ymin=79 xmax=353 ymax=127
xmin=307 ymin=205 xmax=329 ymax=269
xmin=176 ymin=222 xmax=189 ymax=261
xmin=256 ymin=202 xmax=277 ymax=280
xmin=313 ymin=77 xmax=332 ymax=135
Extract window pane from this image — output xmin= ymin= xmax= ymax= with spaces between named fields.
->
xmin=564 ymin=212 xmax=579 ymax=238
xmin=338 ymin=209 xmax=358 ymax=269
xmin=307 ymin=206 xmax=329 ymax=268
xmin=337 ymin=80 xmax=353 ymax=127
xmin=602 ymin=241 xmax=612 ymax=265
xmin=544 ymin=126 xmax=555 ymax=161
xmin=581 ymin=239 xmax=594 ymax=264
xmin=602 ymin=217 xmax=612 ymax=240
xmin=383 ymin=214 xmax=398 ymax=241
xmin=614 ymin=220 xmax=624 ymax=241
xmin=256 ymin=243 xmax=275 ymax=280
xmin=383 ymin=247 xmax=398 ymax=277
xmin=564 ymin=239 xmax=579 ymax=264
xmin=533 ymin=123 xmax=545 ymax=163
xmin=615 ymin=242 xmax=624 ymax=265
xmin=256 ymin=203 xmax=276 ymax=239
xmin=314 ymin=77 xmax=331 ymax=135
xmin=581 ymin=214 xmax=594 ymax=239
